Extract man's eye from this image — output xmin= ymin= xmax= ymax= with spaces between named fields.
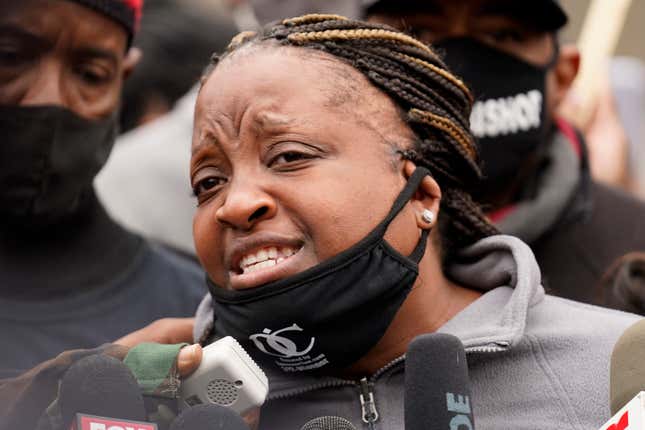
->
xmin=0 ymin=45 xmax=28 ymax=65
xmin=406 ymin=27 xmax=440 ymax=44
xmin=76 ymin=64 xmax=112 ymax=85
xmin=486 ymin=29 xmax=526 ymax=43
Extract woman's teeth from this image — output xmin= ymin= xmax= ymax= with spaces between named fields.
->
xmin=239 ymin=246 xmax=298 ymax=274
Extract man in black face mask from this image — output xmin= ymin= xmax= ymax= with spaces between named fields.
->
xmin=365 ymin=0 xmax=645 ymax=307
xmin=0 ymin=0 xmax=205 ymax=378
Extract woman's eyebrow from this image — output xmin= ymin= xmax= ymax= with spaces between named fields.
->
xmin=192 ymin=132 xmax=219 ymax=155
xmin=252 ymin=111 xmax=296 ymax=133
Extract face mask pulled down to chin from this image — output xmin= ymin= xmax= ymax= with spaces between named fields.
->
xmin=0 ymin=105 xmax=117 ymax=226
xmin=208 ymin=168 xmax=431 ymax=374
xmin=433 ymin=37 xmax=558 ymax=199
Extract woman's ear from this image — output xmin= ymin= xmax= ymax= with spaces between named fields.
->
xmin=403 ymin=160 xmax=441 ymax=229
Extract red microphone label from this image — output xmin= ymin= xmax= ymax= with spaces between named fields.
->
xmin=75 ymin=414 xmax=158 ymax=430
xmin=599 ymin=391 xmax=645 ymax=430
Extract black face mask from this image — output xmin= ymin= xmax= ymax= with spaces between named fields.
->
xmin=433 ymin=37 xmax=558 ymax=197
xmin=0 ymin=105 xmax=117 ymax=226
xmin=208 ymin=167 xmax=431 ymax=374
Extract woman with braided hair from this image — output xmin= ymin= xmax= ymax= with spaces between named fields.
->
xmin=183 ymin=14 xmax=638 ymax=429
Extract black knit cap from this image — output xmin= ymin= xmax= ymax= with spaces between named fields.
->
xmin=64 ymin=0 xmax=143 ymax=44
xmin=363 ymin=0 xmax=568 ymax=31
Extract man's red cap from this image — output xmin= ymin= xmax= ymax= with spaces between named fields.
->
xmin=65 ymin=0 xmax=143 ymax=44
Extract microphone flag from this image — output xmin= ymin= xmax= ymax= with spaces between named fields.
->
xmin=599 ymin=392 xmax=645 ymax=430
xmin=74 ymin=414 xmax=158 ymax=430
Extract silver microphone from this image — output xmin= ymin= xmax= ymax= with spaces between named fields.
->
xmin=300 ymin=416 xmax=357 ymax=430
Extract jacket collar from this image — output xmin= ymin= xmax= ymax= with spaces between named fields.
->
xmin=440 ymin=235 xmax=544 ymax=350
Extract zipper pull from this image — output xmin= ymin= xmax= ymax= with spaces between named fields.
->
xmin=359 ymin=377 xmax=379 ymax=425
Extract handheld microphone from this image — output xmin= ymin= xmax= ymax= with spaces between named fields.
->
xmin=169 ymin=404 xmax=249 ymax=430
xmin=58 ymin=354 xmax=148 ymax=430
xmin=300 ymin=416 xmax=357 ymax=430
xmin=611 ymin=319 xmax=645 ymax=414
xmin=180 ymin=336 xmax=268 ymax=415
xmin=597 ymin=319 xmax=645 ymax=429
xmin=405 ymin=333 xmax=475 ymax=430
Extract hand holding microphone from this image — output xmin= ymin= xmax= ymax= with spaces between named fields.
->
xmin=58 ymin=337 xmax=264 ymax=430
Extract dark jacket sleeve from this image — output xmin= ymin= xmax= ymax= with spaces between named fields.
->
xmin=533 ymin=181 xmax=645 ymax=306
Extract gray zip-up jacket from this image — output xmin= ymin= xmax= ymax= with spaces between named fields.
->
xmin=194 ymin=235 xmax=641 ymax=429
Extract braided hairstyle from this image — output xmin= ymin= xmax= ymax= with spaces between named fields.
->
xmin=202 ymin=14 xmax=498 ymax=264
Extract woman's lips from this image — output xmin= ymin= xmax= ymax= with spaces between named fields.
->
xmin=229 ymin=246 xmax=305 ymax=289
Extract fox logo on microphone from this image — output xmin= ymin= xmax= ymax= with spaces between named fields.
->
xmin=446 ymin=392 xmax=474 ymax=430
xmin=74 ymin=414 xmax=157 ymax=430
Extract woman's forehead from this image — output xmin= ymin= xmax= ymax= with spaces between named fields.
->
xmin=203 ymin=45 xmax=365 ymax=102
xmin=195 ymin=45 xmax=391 ymax=130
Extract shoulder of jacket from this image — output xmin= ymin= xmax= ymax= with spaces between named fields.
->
xmin=529 ymin=295 xmax=640 ymax=336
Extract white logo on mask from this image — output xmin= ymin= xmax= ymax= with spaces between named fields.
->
xmin=470 ymin=89 xmax=542 ymax=138
xmin=249 ymin=324 xmax=315 ymax=358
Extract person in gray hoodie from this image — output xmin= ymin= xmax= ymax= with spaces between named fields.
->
xmin=180 ymin=15 xmax=641 ymax=430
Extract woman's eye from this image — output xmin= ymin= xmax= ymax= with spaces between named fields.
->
xmin=192 ymin=176 xmax=226 ymax=198
xmin=269 ymin=151 xmax=315 ymax=167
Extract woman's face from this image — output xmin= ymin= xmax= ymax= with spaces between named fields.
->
xmin=191 ymin=46 xmax=424 ymax=290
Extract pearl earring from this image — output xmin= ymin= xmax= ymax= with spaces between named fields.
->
xmin=422 ymin=209 xmax=434 ymax=224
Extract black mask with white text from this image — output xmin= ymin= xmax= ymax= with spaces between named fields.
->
xmin=207 ymin=167 xmax=431 ymax=374
xmin=0 ymin=105 xmax=117 ymax=227
xmin=433 ymin=38 xmax=558 ymax=198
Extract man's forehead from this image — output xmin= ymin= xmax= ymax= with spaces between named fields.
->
xmin=367 ymin=0 xmax=565 ymax=31
xmin=373 ymin=0 xmax=535 ymax=17
xmin=0 ymin=1 xmax=128 ymax=51
xmin=1 ymin=0 xmax=138 ymax=46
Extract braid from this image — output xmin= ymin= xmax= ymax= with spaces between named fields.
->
xmin=204 ymin=14 xmax=499 ymax=263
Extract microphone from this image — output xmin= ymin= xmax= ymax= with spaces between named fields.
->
xmin=169 ymin=404 xmax=249 ymax=430
xmin=611 ymin=319 xmax=645 ymax=414
xmin=597 ymin=319 xmax=645 ymax=429
xmin=58 ymin=354 xmax=148 ymax=430
xmin=405 ymin=333 xmax=475 ymax=430
xmin=179 ymin=336 xmax=268 ymax=415
xmin=300 ymin=416 xmax=357 ymax=430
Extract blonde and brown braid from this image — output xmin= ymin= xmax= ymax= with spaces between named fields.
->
xmin=204 ymin=14 xmax=498 ymax=262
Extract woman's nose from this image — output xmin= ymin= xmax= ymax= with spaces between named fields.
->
xmin=215 ymin=180 xmax=277 ymax=230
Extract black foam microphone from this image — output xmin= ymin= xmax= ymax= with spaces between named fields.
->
xmin=169 ymin=404 xmax=249 ymax=430
xmin=58 ymin=354 xmax=147 ymax=429
xmin=300 ymin=416 xmax=357 ymax=430
xmin=405 ymin=333 xmax=475 ymax=430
